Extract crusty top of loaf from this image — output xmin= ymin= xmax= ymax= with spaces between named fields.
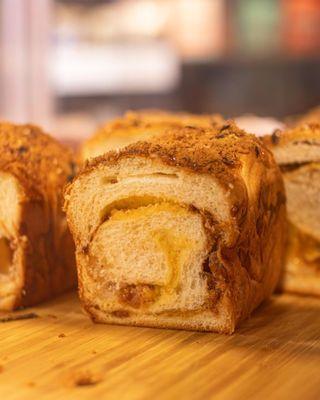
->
xmin=124 ymin=109 xmax=224 ymax=127
xmin=263 ymin=123 xmax=320 ymax=165
xmin=77 ymin=122 xmax=282 ymax=227
xmin=265 ymin=123 xmax=320 ymax=147
xmin=85 ymin=121 xmax=275 ymax=182
xmin=80 ymin=110 xmax=224 ymax=157
xmin=0 ymin=122 xmax=75 ymax=200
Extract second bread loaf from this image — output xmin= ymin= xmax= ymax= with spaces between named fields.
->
xmin=0 ymin=122 xmax=77 ymax=310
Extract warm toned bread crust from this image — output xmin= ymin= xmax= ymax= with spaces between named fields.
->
xmin=0 ymin=122 xmax=76 ymax=198
xmin=87 ymin=122 xmax=276 ymax=187
xmin=79 ymin=110 xmax=224 ymax=161
xmin=263 ymin=123 xmax=320 ymax=296
xmin=66 ymin=122 xmax=286 ymax=332
xmin=264 ymin=123 xmax=320 ymax=154
xmin=263 ymin=123 xmax=320 ymax=165
xmin=0 ymin=122 xmax=77 ymax=309
xmin=124 ymin=109 xmax=224 ymax=127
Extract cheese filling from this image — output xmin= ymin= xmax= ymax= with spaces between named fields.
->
xmin=88 ymin=200 xmax=210 ymax=313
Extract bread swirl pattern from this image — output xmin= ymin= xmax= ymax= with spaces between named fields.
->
xmin=66 ymin=123 xmax=285 ymax=333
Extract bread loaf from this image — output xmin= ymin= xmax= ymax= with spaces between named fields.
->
xmin=264 ymin=123 xmax=320 ymax=296
xmin=0 ymin=122 xmax=77 ymax=310
xmin=80 ymin=110 xmax=224 ymax=161
xmin=65 ymin=123 xmax=286 ymax=333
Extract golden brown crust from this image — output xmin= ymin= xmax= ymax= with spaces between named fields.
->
xmin=0 ymin=122 xmax=77 ymax=309
xmin=88 ymin=122 xmax=270 ymax=172
xmin=69 ymin=122 xmax=286 ymax=331
xmin=0 ymin=122 xmax=76 ymax=201
xmin=80 ymin=110 xmax=225 ymax=161
xmin=124 ymin=109 xmax=224 ymax=127
xmin=83 ymin=303 xmax=234 ymax=334
xmin=263 ymin=123 xmax=320 ymax=155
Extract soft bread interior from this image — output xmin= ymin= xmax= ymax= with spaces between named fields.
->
xmin=280 ymin=163 xmax=320 ymax=295
xmin=272 ymin=138 xmax=320 ymax=165
xmin=66 ymin=157 xmax=234 ymax=331
xmin=88 ymin=202 xmax=208 ymax=312
xmin=266 ymin=123 xmax=320 ymax=167
xmin=284 ymin=163 xmax=320 ymax=240
xmin=283 ymin=223 xmax=320 ymax=295
xmin=0 ymin=172 xmax=24 ymax=310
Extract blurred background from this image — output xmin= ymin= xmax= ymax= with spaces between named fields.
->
xmin=0 ymin=0 xmax=319 ymax=139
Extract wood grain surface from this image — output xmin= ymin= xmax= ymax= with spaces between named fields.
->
xmin=0 ymin=292 xmax=319 ymax=400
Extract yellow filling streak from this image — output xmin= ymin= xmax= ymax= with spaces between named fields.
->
xmin=101 ymin=195 xmax=173 ymax=220
xmin=106 ymin=201 xmax=195 ymax=301
xmin=153 ymin=229 xmax=192 ymax=293
xmin=109 ymin=201 xmax=189 ymax=221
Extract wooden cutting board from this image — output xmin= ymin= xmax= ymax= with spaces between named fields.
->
xmin=0 ymin=292 xmax=319 ymax=400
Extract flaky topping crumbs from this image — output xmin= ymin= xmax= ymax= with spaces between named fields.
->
xmin=86 ymin=121 xmax=274 ymax=179
xmin=264 ymin=123 xmax=320 ymax=149
xmin=0 ymin=122 xmax=76 ymax=200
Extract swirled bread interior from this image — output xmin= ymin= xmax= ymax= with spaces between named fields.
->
xmin=66 ymin=124 xmax=285 ymax=332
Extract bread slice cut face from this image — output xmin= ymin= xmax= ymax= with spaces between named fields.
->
xmin=66 ymin=125 xmax=286 ymax=332
xmin=0 ymin=172 xmax=26 ymax=310
xmin=264 ymin=123 xmax=320 ymax=295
